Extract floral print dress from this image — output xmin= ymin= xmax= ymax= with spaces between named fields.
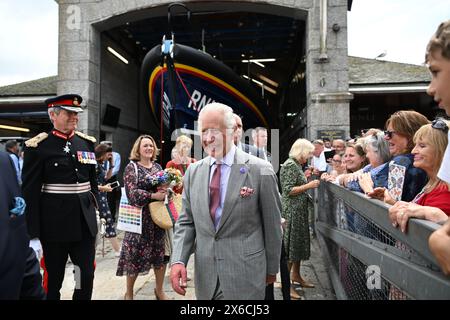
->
xmin=116 ymin=161 xmax=166 ymax=276
xmin=280 ymin=157 xmax=313 ymax=262
xmin=96 ymin=163 xmax=117 ymax=238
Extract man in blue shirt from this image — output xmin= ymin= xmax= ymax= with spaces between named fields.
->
xmin=5 ymin=140 xmax=22 ymax=185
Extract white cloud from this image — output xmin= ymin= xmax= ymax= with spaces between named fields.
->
xmin=0 ymin=0 xmax=57 ymax=86
xmin=348 ymin=0 xmax=450 ymax=65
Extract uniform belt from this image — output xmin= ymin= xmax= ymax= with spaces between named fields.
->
xmin=41 ymin=182 xmax=91 ymax=194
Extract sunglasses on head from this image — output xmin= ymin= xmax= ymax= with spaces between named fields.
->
xmin=431 ymin=119 xmax=449 ymax=134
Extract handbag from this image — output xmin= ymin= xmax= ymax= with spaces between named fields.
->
xmin=116 ymin=162 xmax=143 ymax=234
xmin=149 ymin=191 xmax=182 ymax=230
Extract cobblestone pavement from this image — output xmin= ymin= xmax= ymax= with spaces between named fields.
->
xmin=59 ymin=231 xmax=336 ymax=300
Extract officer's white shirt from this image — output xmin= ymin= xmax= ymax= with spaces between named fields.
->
xmin=438 ymin=131 xmax=450 ymax=184
xmin=312 ymin=151 xmax=327 ymax=172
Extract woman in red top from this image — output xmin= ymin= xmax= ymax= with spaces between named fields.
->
xmin=389 ymin=119 xmax=450 ymax=233
xmin=166 ymin=135 xmax=196 ymax=193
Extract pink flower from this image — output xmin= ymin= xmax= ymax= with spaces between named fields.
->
xmin=240 ymin=186 xmax=255 ymax=198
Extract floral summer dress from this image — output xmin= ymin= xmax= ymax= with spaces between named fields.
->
xmin=116 ymin=162 xmax=166 ymax=276
xmin=280 ymin=157 xmax=313 ymax=262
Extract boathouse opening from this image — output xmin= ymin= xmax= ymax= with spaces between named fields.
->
xmin=96 ymin=2 xmax=308 ymax=164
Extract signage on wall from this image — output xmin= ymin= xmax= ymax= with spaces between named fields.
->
xmin=317 ymin=129 xmax=345 ymax=141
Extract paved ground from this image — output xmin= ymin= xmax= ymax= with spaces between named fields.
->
xmin=59 ymin=231 xmax=336 ymax=300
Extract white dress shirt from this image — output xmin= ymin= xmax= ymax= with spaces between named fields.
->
xmin=438 ymin=132 xmax=450 ymax=184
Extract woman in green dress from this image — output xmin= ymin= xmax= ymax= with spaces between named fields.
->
xmin=281 ymin=138 xmax=320 ymax=296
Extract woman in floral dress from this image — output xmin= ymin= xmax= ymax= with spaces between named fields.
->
xmin=116 ymin=135 xmax=169 ymax=300
xmin=280 ymin=139 xmax=320 ymax=298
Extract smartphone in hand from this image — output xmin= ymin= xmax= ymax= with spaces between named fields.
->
xmin=109 ymin=181 xmax=120 ymax=189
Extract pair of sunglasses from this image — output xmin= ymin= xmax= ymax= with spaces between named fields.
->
xmin=431 ymin=119 xmax=449 ymax=134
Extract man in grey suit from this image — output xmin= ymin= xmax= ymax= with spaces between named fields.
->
xmin=170 ymin=103 xmax=282 ymax=300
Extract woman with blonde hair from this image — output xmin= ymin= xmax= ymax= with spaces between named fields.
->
xmin=166 ymin=135 xmax=197 ymax=177
xmin=280 ymin=138 xmax=320 ymax=299
xmin=116 ymin=135 xmax=169 ymax=300
xmin=389 ymin=119 xmax=450 ymax=232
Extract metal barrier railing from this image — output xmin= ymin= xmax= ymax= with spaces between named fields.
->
xmin=315 ymin=181 xmax=450 ymax=300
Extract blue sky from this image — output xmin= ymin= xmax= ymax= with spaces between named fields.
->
xmin=0 ymin=0 xmax=449 ymax=86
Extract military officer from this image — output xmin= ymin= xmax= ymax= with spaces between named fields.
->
xmin=22 ymin=94 xmax=99 ymax=300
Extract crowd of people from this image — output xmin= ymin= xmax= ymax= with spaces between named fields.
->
xmin=1 ymin=19 xmax=450 ymax=301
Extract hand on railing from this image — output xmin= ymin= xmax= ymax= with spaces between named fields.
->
xmin=388 ymin=201 xmax=411 ymax=231
xmin=366 ymin=187 xmax=384 ymax=200
xmin=321 ymin=172 xmax=336 ymax=182
xmin=338 ymin=173 xmax=360 ymax=187
xmin=358 ymin=172 xmax=374 ymax=195
xmin=366 ymin=187 xmax=396 ymax=205
xmin=389 ymin=201 xmax=449 ymax=233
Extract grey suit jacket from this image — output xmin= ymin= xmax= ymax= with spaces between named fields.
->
xmin=172 ymin=147 xmax=282 ymax=300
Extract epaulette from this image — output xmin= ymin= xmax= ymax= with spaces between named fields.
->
xmin=75 ymin=131 xmax=97 ymax=143
xmin=25 ymin=132 xmax=48 ymax=148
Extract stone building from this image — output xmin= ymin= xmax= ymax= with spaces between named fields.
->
xmin=55 ymin=0 xmax=353 ymax=162
xmin=5 ymin=1 xmax=438 ymax=167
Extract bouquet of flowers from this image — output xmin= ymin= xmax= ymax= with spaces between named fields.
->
xmin=147 ymin=168 xmax=183 ymax=229
xmin=148 ymin=167 xmax=183 ymax=190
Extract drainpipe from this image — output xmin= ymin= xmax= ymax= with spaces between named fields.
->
xmin=319 ymin=0 xmax=328 ymax=61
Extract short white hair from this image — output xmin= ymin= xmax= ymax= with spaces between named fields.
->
xmin=198 ymin=102 xmax=235 ymax=132
xmin=289 ymin=138 xmax=314 ymax=160
xmin=47 ymin=107 xmax=60 ymax=124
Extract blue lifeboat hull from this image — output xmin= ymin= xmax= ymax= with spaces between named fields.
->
xmin=141 ymin=43 xmax=270 ymax=133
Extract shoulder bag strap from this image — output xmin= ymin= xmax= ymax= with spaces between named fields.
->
xmin=131 ymin=161 xmax=139 ymax=185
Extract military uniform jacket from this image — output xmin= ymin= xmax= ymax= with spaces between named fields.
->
xmin=22 ymin=129 xmax=99 ymax=242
